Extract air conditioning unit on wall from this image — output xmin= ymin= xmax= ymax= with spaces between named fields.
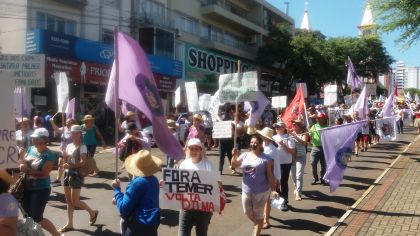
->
xmin=246 ymin=35 xmax=257 ymax=45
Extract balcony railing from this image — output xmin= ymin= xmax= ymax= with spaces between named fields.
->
xmin=200 ymin=0 xmax=260 ymax=26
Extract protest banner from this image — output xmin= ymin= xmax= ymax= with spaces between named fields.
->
xmin=376 ymin=117 xmax=397 ymax=142
xmin=324 ymin=85 xmax=337 ymax=106
xmin=199 ymin=94 xmax=211 ymax=111
xmin=0 ymin=54 xmax=45 ymax=87
xmin=54 ymin=72 xmax=69 ymax=112
xmin=161 ymin=168 xmax=220 ymax=213
xmin=212 ymin=121 xmax=233 ymax=139
xmin=272 ymin=96 xmax=287 ymax=108
xmin=219 ymin=71 xmax=258 ymax=103
xmin=0 ymin=71 xmax=19 ymax=168
xmin=185 ymin=81 xmax=200 ymax=112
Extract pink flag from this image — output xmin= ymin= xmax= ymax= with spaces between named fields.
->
xmin=381 ymin=92 xmax=394 ymax=118
xmin=116 ymin=32 xmax=184 ymax=160
xmin=350 ymin=85 xmax=369 ymax=119
xmin=65 ymin=98 xmax=76 ymax=119
xmin=245 ymin=91 xmax=269 ymax=127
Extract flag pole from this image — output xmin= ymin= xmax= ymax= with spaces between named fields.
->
xmin=113 ymin=27 xmax=120 ymax=179
xmin=20 ymin=86 xmax=24 ymax=122
xmin=233 ymin=60 xmax=241 ymax=149
xmin=303 ymin=99 xmax=310 ymax=132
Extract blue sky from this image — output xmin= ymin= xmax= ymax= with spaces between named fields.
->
xmin=267 ymin=0 xmax=419 ymax=67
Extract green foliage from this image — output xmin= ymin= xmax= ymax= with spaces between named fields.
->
xmin=404 ymin=88 xmax=420 ymax=97
xmin=371 ymin=0 xmax=420 ymax=47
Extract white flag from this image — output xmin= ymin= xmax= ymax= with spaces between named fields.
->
xmin=54 ymin=72 xmax=69 ymax=113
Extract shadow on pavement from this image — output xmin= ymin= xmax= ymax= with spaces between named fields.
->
xmin=339 ymin=183 xmax=368 ymax=191
xmin=351 ymin=159 xmax=391 ymax=165
xmin=303 ymin=190 xmax=354 ymax=206
xmin=346 ymin=166 xmax=384 ymax=171
xmin=342 ymin=175 xmax=375 ymax=185
xmin=84 ymin=183 xmax=113 ymax=190
xmin=223 ymin=184 xmax=242 ymax=193
xmin=288 ymin=205 xmax=345 ymax=218
xmin=269 ymin=217 xmax=330 ymax=233
xmin=160 ymin=209 xmax=179 ymax=227
xmin=73 ymin=225 xmax=120 ymax=235
xmin=98 ymin=171 xmax=120 ymax=180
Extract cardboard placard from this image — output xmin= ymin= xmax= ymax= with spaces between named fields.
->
xmin=185 ymin=82 xmax=200 ymax=112
xmin=219 ymin=71 xmax=258 ymax=103
xmin=272 ymin=96 xmax=287 ymax=108
xmin=161 ymin=168 xmax=220 ymax=213
xmin=212 ymin=121 xmax=232 ymax=139
xmin=0 ymin=71 xmax=19 ymax=168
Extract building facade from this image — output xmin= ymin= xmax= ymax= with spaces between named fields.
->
xmin=394 ymin=61 xmax=420 ymax=90
xmin=0 ymin=0 xmax=292 ymax=121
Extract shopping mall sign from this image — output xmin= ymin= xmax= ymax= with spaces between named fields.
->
xmin=0 ymin=54 xmax=45 ymax=87
xmin=185 ymin=44 xmax=256 ymax=75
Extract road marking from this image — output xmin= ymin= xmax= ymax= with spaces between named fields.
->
xmin=325 ymin=134 xmax=420 ymax=236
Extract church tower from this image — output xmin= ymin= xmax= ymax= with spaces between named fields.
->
xmin=300 ymin=1 xmax=311 ymax=31
xmin=358 ymin=0 xmax=377 ymax=37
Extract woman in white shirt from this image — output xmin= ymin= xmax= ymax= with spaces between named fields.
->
xmin=178 ymin=138 xmax=222 ymax=236
xmin=272 ymin=121 xmax=296 ymax=211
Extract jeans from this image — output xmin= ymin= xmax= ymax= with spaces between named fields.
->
xmin=22 ymin=188 xmax=51 ymax=222
xmin=123 ymin=221 xmax=158 ymax=236
xmin=397 ymin=119 xmax=404 ymax=133
xmin=280 ymin=163 xmax=292 ymax=204
xmin=291 ymin=156 xmax=307 ymax=195
xmin=310 ymin=146 xmax=326 ymax=181
xmin=178 ymin=210 xmax=212 ymax=236
xmin=219 ymin=139 xmax=234 ymax=172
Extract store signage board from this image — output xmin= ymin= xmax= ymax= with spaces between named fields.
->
xmin=0 ymin=54 xmax=45 ymax=87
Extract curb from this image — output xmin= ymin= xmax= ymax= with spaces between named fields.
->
xmin=324 ymin=134 xmax=420 ymax=236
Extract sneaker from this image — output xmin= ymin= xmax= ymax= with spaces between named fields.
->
xmin=364 ymin=147 xmax=368 ymax=152
xmin=280 ymin=203 xmax=289 ymax=211
xmin=311 ymin=179 xmax=318 ymax=185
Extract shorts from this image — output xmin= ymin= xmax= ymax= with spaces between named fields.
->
xmin=362 ymin=134 xmax=369 ymax=143
xmin=86 ymin=145 xmax=97 ymax=158
xmin=414 ymin=118 xmax=420 ymax=127
xmin=241 ymin=190 xmax=270 ymax=220
xmin=63 ymin=171 xmax=84 ymax=189
xmin=22 ymin=188 xmax=51 ymax=222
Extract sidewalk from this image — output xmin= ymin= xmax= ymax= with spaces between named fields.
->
xmin=328 ymin=134 xmax=420 ymax=236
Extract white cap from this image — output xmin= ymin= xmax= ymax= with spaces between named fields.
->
xmin=70 ymin=125 xmax=82 ymax=133
xmin=30 ymin=128 xmax=49 ymax=138
xmin=187 ymin=138 xmax=203 ymax=148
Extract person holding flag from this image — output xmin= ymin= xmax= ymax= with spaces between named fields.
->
xmin=309 ymin=113 xmax=328 ymax=185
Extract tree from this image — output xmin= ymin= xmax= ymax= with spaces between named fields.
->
xmin=371 ymin=0 xmax=420 ymax=47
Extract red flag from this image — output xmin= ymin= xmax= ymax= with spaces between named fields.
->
xmin=393 ymin=80 xmax=398 ymax=97
xmin=281 ymin=85 xmax=305 ymax=129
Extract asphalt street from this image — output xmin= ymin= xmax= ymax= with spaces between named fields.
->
xmin=42 ymin=128 xmax=417 ymax=236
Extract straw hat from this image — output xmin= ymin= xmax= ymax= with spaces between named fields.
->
xmin=124 ymin=150 xmax=162 ymax=177
xmin=126 ymin=111 xmax=136 ymax=117
xmin=82 ymin=115 xmax=95 ymax=121
xmin=167 ymin=119 xmax=176 ymax=130
xmin=257 ymin=127 xmax=274 ymax=141
xmin=20 ymin=117 xmax=31 ymax=124
xmin=0 ymin=169 xmax=13 ymax=184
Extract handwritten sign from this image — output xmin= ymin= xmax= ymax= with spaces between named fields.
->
xmin=324 ymin=85 xmax=337 ymax=106
xmin=0 ymin=71 xmax=19 ymax=168
xmin=185 ymin=82 xmax=200 ymax=112
xmin=272 ymin=96 xmax=287 ymax=108
xmin=212 ymin=121 xmax=232 ymax=139
xmin=161 ymin=168 xmax=220 ymax=212
xmin=0 ymin=54 xmax=45 ymax=87
xmin=219 ymin=71 xmax=258 ymax=103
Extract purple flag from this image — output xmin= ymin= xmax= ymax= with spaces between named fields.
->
xmin=245 ymin=91 xmax=269 ymax=127
xmin=116 ymin=32 xmax=184 ymax=160
xmin=14 ymin=86 xmax=28 ymax=122
xmin=381 ymin=92 xmax=394 ymax=118
xmin=321 ymin=120 xmax=366 ymax=192
xmin=346 ymin=57 xmax=362 ymax=91
xmin=65 ymin=98 xmax=76 ymax=119
xmin=105 ymin=61 xmax=117 ymax=112
xmin=350 ymin=85 xmax=369 ymax=119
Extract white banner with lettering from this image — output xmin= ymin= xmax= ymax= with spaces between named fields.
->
xmin=0 ymin=54 xmax=45 ymax=87
xmin=185 ymin=82 xmax=200 ymax=112
xmin=212 ymin=121 xmax=232 ymax=139
xmin=219 ymin=71 xmax=258 ymax=103
xmin=0 ymin=71 xmax=19 ymax=168
xmin=161 ymin=168 xmax=220 ymax=213
xmin=272 ymin=96 xmax=287 ymax=108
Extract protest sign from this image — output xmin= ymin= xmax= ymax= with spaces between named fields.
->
xmin=0 ymin=71 xmax=19 ymax=168
xmin=185 ymin=82 xmax=200 ymax=112
xmin=376 ymin=117 xmax=397 ymax=142
xmin=272 ymin=96 xmax=287 ymax=108
xmin=0 ymin=54 xmax=45 ymax=87
xmin=54 ymin=72 xmax=69 ymax=112
xmin=324 ymin=85 xmax=337 ymax=106
xmin=161 ymin=168 xmax=220 ymax=213
xmin=366 ymin=83 xmax=377 ymax=96
xmin=174 ymin=86 xmax=181 ymax=107
xmin=219 ymin=71 xmax=258 ymax=103
xmin=199 ymin=94 xmax=211 ymax=111
xmin=212 ymin=121 xmax=232 ymax=139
